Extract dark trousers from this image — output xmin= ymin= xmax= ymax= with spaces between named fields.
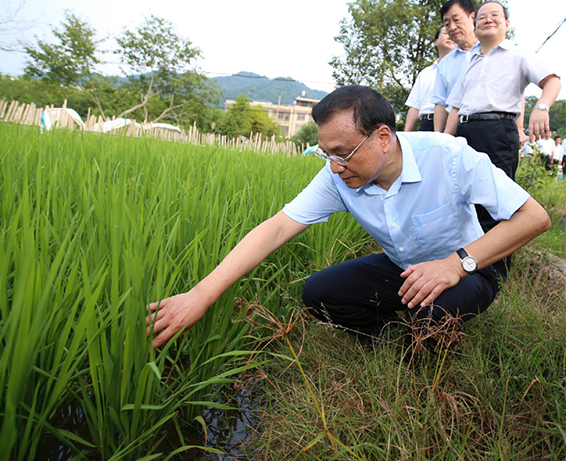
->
xmin=419 ymin=117 xmax=434 ymax=132
xmin=303 ymin=253 xmax=500 ymax=338
xmin=456 ymin=118 xmax=520 ymax=277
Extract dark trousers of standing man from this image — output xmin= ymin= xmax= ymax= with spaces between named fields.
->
xmin=302 ymin=253 xmax=500 ymax=340
xmin=419 ymin=114 xmax=434 ymax=132
xmin=456 ymin=116 xmax=520 ymax=278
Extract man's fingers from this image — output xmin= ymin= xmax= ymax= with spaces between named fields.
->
xmin=152 ymin=330 xmax=174 ymax=349
xmin=145 ymin=308 xmax=165 ymax=326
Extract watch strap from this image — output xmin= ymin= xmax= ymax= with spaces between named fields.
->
xmin=456 ymin=248 xmax=468 ymax=260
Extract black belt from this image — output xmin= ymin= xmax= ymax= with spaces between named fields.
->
xmin=420 ymin=113 xmax=434 ymax=120
xmin=458 ymin=112 xmax=516 ymax=124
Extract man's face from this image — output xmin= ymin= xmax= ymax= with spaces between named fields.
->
xmin=529 ymin=134 xmax=536 ymax=143
xmin=475 ymin=2 xmax=509 ymax=44
xmin=556 ymin=137 xmax=562 ymax=145
xmin=435 ymin=26 xmax=457 ymax=55
xmin=317 ymin=110 xmax=390 ymax=189
xmin=545 ymin=131 xmax=552 ymax=140
xmin=443 ymin=4 xmax=476 ymax=46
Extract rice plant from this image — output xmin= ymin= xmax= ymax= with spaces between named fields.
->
xmin=0 ymin=123 xmax=371 ymax=459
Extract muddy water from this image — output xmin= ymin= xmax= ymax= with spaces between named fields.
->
xmin=36 ymin=388 xmax=261 ymax=460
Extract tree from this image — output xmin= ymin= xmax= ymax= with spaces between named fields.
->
xmin=23 ymin=10 xmax=107 ymax=116
xmin=250 ymin=105 xmax=281 ymax=138
xmin=216 ymin=94 xmax=281 ymax=139
xmin=291 ymin=121 xmax=318 ymax=148
xmin=330 ymin=0 xmax=444 ymax=116
xmin=114 ymin=15 xmax=219 ymax=125
xmin=0 ymin=0 xmax=32 ymax=52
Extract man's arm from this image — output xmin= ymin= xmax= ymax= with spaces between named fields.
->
xmin=405 ymin=108 xmax=420 ymax=132
xmin=516 ymin=99 xmax=527 ymax=148
xmin=146 ymin=211 xmax=310 ymax=348
xmin=434 ymin=104 xmax=449 ymax=132
xmin=444 ymin=107 xmax=460 ymax=136
xmin=398 ymin=197 xmax=550 ymax=309
xmin=529 ymin=76 xmax=561 ymax=139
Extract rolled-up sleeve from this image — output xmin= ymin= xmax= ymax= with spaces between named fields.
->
xmin=283 ymin=164 xmax=348 ymax=225
xmin=456 ymin=142 xmax=530 ymax=221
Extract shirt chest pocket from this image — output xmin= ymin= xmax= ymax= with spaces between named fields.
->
xmin=412 ymin=202 xmax=462 ymax=253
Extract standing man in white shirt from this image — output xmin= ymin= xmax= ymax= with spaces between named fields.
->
xmin=444 ymin=1 xmax=560 ymax=277
xmin=537 ymin=130 xmax=556 ymax=169
xmin=551 ymin=136 xmax=563 ymax=166
xmin=405 ymin=26 xmax=456 ymax=132
xmin=431 ymin=0 xmax=479 ymax=132
xmin=445 ymin=1 xmax=560 ymax=179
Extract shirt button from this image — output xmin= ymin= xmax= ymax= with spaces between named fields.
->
xmin=392 ymin=223 xmax=397 ymax=228
xmin=399 ymin=247 xmax=404 ymax=252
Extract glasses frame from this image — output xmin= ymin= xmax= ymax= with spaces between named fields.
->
xmin=311 ymin=126 xmax=379 ymax=167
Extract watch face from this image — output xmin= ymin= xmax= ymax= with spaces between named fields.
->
xmin=462 ymin=256 xmax=477 ymax=273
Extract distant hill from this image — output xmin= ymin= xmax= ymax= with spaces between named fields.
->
xmin=211 ymin=72 xmax=328 ymax=107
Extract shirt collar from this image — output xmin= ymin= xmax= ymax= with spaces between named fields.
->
xmin=362 ymin=134 xmax=422 ymax=196
xmin=396 ymin=133 xmax=422 ymax=185
xmin=472 ymin=38 xmax=512 ymax=57
xmin=455 ymin=41 xmax=480 ymax=53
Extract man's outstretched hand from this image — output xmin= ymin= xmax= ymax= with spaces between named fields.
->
xmin=146 ymin=291 xmax=208 ymax=349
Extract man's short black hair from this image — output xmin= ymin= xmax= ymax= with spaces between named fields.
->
xmin=434 ymin=25 xmax=444 ymax=41
xmin=476 ymin=1 xmax=508 ymax=22
xmin=440 ymin=0 xmax=477 ymax=19
xmin=312 ymin=85 xmax=396 ymax=135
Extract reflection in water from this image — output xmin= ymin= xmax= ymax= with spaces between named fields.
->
xmin=35 ymin=383 xmax=262 ymax=460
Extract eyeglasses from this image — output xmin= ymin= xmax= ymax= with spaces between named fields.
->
xmin=303 ymin=126 xmax=378 ymax=167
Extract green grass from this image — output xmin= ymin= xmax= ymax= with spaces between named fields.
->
xmin=2 ymin=122 xmax=564 ymax=460
xmin=242 ymin=169 xmax=566 ymax=460
xmin=245 ymin=258 xmax=566 ymax=459
xmin=0 ymin=123 xmax=373 ymax=460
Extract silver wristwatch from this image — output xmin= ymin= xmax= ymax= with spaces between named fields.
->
xmin=534 ymin=103 xmax=549 ymax=111
xmin=456 ymin=248 xmax=478 ymax=275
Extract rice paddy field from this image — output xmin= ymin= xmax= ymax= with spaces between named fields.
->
xmin=0 ymin=122 xmax=371 ymax=460
xmin=1 ymin=122 xmax=565 ymax=460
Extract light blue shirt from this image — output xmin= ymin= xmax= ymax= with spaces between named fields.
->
xmin=431 ymin=42 xmax=480 ymax=107
xmin=283 ymin=132 xmax=530 ymax=270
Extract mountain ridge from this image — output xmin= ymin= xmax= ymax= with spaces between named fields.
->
xmin=211 ymin=71 xmax=329 ymax=107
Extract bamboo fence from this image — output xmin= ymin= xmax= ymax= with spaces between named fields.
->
xmin=0 ymin=99 xmax=303 ymax=156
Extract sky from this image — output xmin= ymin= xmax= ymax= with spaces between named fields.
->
xmin=1 ymin=0 xmax=565 ymax=99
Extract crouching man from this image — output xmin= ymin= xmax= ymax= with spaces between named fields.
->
xmin=147 ymin=85 xmax=550 ymax=349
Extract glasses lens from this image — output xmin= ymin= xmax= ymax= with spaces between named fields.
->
xmin=330 ymin=156 xmax=348 ymax=166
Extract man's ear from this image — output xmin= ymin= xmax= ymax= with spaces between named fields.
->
xmin=377 ymin=125 xmax=392 ymax=151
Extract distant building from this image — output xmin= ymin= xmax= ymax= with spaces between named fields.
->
xmin=225 ymin=92 xmax=319 ymax=137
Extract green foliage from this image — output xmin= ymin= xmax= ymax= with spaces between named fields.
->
xmin=291 ymin=121 xmax=318 ymax=148
xmin=515 ymin=146 xmax=554 ymax=193
xmin=20 ymin=12 xmax=219 ymax=129
xmin=24 ymin=10 xmax=100 ymax=87
xmin=330 ymin=0 xmax=445 ymax=116
xmin=524 ymin=95 xmax=566 ymax=137
xmin=114 ymin=15 xmax=219 ymax=125
xmin=216 ymin=94 xmax=281 ymax=139
xmin=23 ymin=10 xmax=107 ymax=115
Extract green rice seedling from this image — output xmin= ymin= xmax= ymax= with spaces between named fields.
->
xmin=0 ymin=122 xmax=374 ymax=459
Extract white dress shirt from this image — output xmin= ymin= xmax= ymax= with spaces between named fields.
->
xmin=405 ymin=60 xmax=440 ymax=117
xmin=447 ymin=40 xmax=557 ymax=117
